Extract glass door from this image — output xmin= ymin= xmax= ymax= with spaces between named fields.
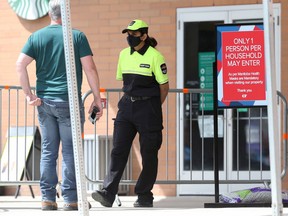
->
xmin=177 ymin=4 xmax=281 ymax=195
xmin=177 ymin=9 xmax=228 ymax=195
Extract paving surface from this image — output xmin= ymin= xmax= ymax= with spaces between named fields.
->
xmin=0 ymin=195 xmax=287 ymax=216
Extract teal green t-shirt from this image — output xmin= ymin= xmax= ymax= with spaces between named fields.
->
xmin=21 ymin=24 xmax=93 ymax=101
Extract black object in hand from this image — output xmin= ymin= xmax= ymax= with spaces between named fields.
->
xmin=89 ymin=106 xmax=99 ymax=124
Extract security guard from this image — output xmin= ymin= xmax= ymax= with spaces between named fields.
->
xmin=92 ymin=19 xmax=169 ymax=208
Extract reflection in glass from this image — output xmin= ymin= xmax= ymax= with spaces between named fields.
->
xmin=232 ymin=108 xmax=270 ymax=171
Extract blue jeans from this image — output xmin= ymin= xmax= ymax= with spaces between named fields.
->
xmin=37 ymin=99 xmax=84 ymax=203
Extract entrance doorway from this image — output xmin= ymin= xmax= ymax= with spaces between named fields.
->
xmin=177 ymin=4 xmax=281 ymax=195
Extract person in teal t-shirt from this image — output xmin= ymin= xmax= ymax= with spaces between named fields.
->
xmin=16 ymin=0 xmax=103 ymax=211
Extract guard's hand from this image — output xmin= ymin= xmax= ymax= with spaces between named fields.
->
xmin=26 ymin=94 xmax=41 ymax=106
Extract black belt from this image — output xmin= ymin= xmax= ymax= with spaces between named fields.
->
xmin=124 ymin=94 xmax=151 ymax=102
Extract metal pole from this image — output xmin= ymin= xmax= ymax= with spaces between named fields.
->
xmin=263 ymin=0 xmax=283 ymax=215
xmin=60 ymin=0 xmax=89 ymax=215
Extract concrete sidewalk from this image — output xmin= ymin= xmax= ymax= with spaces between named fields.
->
xmin=0 ymin=195 xmax=287 ymax=216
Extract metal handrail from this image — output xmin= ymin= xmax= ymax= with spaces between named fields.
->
xmin=277 ymin=91 xmax=288 ymax=179
xmin=0 ymin=86 xmax=287 ymax=189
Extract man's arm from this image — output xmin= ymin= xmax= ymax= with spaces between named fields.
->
xmin=160 ymin=82 xmax=169 ymax=104
xmin=81 ymin=55 xmax=103 ymax=120
xmin=16 ymin=53 xmax=41 ymax=106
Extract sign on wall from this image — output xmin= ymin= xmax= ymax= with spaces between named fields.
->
xmin=8 ymin=0 xmax=49 ymax=20
xmin=216 ymin=23 xmax=267 ymax=108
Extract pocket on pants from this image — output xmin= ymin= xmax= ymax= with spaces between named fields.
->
xmin=56 ymin=105 xmax=71 ymax=127
xmin=37 ymin=104 xmax=48 ymax=126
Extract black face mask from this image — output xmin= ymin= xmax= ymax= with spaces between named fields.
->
xmin=127 ymin=34 xmax=142 ymax=47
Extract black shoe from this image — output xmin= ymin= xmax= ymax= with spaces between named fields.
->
xmin=133 ymin=198 xmax=153 ymax=207
xmin=92 ymin=189 xmax=115 ymax=207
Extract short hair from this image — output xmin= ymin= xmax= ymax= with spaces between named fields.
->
xmin=49 ymin=0 xmax=61 ymax=21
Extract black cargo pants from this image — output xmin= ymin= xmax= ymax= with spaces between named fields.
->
xmin=103 ymin=95 xmax=163 ymax=199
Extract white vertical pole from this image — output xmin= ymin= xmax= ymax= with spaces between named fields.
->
xmin=60 ymin=0 xmax=89 ymax=215
xmin=263 ymin=0 xmax=283 ymax=215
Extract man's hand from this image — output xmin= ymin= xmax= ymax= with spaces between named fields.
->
xmin=88 ymin=100 xmax=103 ymax=121
xmin=26 ymin=94 xmax=42 ymax=106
